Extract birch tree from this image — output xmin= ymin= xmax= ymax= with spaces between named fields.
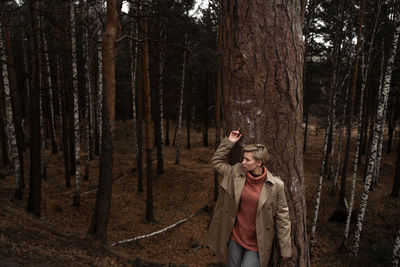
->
xmin=351 ymin=11 xmax=400 ymax=262
xmin=175 ymin=36 xmax=187 ymax=165
xmin=0 ymin=18 xmax=23 ymax=199
xmin=342 ymin=1 xmax=381 ymax=247
xmin=393 ymin=227 xmax=400 ymax=266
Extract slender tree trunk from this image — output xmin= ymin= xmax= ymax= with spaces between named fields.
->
xmin=156 ymin=22 xmax=165 ymax=174
xmin=40 ymin=17 xmax=58 ymax=155
xmin=303 ymin=106 xmax=309 ymax=152
xmin=392 ymin=137 xmax=400 ymax=197
xmin=165 ymin=114 xmax=169 ymax=146
xmin=339 ymin=0 xmax=365 ymax=209
xmin=27 ymin=0 xmax=41 ymax=216
xmin=203 ymin=72 xmax=209 ymax=147
xmin=351 ymin=16 xmax=400 ymax=263
xmin=2 ymin=11 xmax=25 ymax=190
xmin=0 ymin=107 xmax=9 ymax=164
xmin=135 ymin=7 xmax=144 ymax=193
xmin=84 ymin=3 xmax=93 ymax=181
xmin=342 ymin=1 xmax=380 ymax=243
xmin=175 ymin=37 xmax=187 ymax=165
xmin=221 ymin=1 xmax=309 ymax=265
xmin=130 ymin=18 xmax=139 ymax=186
xmin=96 ymin=15 xmax=103 ymax=156
xmin=140 ymin=0 xmax=154 ymax=221
xmin=88 ymin=0 xmax=121 ymax=245
xmin=70 ymin=2 xmax=81 ymax=206
xmin=393 ymin=226 xmax=400 ymax=266
xmin=0 ymin=19 xmax=23 ymax=199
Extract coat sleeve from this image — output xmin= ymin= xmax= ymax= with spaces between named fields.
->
xmin=211 ymin=137 xmax=235 ymax=176
xmin=275 ymin=180 xmax=292 ymax=258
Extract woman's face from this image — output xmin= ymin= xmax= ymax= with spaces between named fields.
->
xmin=241 ymin=152 xmax=262 ymax=172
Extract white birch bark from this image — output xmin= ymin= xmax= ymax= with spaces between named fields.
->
xmin=71 ymin=2 xmax=81 ymax=206
xmin=343 ymin=23 xmax=374 ymax=244
xmin=0 ymin=20 xmax=22 ymax=195
xmin=393 ymin=227 xmax=400 ymax=267
xmin=130 ymin=19 xmax=138 ymax=162
xmin=309 ymin=87 xmax=339 ymax=255
xmin=351 ymin=20 xmax=400 ymax=260
xmin=41 ymin=17 xmax=57 ymax=153
xmin=175 ymin=37 xmax=187 ymax=165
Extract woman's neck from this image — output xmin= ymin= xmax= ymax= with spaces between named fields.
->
xmin=251 ymin=167 xmax=263 ymax=176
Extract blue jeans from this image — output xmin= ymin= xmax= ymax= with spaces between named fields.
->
xmin=227 ymin=239 xmax=260 ymax=267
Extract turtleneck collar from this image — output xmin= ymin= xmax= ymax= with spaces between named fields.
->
xmin=246 ymin=167 xmax=267 ymax=184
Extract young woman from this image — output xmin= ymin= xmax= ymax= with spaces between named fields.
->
xmin=206 ymin=129 xmax=291 ymax=267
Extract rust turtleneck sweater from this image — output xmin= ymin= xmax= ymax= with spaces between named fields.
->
xmin=231 ymin=167 xmax=267 ymax=252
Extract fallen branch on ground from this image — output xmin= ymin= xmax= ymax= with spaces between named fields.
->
xmin=111 ymin=206 xmax=206 ymax=247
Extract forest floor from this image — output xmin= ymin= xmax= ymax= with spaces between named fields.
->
xmin=0 ymin=119 xmax=399 ymax=266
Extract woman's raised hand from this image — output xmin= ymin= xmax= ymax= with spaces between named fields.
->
xmin=228 ymin=128 xmax=243 ymax=143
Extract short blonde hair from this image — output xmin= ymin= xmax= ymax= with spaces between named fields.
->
xmin=243 ymin=144 xmax=269 ymax=166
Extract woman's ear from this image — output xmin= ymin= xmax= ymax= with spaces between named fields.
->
xmin=257 ymin=161 xmax=262 ymax=167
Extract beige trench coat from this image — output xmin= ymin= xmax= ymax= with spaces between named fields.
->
xmin=205 ymin=138 xmax=292 ymax=266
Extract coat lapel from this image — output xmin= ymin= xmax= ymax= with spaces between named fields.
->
xmin=234 ymin=165 xmax=246 ymax=208
xmin=257 ymin=170 xmax=275 ymax=213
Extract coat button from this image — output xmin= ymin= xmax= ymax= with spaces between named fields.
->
xmin=266 ymin=226 xmax=270 ymax=230
xmin=225 ymin=209 xmax=228 ymax=213
xmin=268 ymin=206 xmax=271 ymax=210
xmin=268 ymin=247 xmax=271 ymax=251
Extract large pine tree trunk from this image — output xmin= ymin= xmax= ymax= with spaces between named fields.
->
xmin=221 ymin=1 xmax=309 ymax=265
xmin=351 ymin=15 xmax=400 ymax=263
xmin=0 ymin=18 xmax=23 ymax=199
xmin=70 ymin=2 xmax=81 ymax=206
xmin=27 ymin=0 xmax=42 ymax=216
xmin=88 ymin=0 xmax=121 ymax=244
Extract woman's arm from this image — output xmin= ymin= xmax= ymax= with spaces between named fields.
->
xmin=211 ymin=129 xmax=242 ymax=176
xmin=275 ymin=180 xmax=292 ymax=259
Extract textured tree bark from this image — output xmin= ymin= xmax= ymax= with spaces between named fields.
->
xmin=27 ymin=0 xmax=41 ymax=216
xmin=0 ymin=17 xmax=23 ymax=199
xmin=393 ymin=226 xmax=400 ymax=266
xmin=88 ymin=0 xmax=121 ymax=245
xmin=221 ymin=1 xmax=309 ymax=265
xmin=203 ymin=72 xmax=209 ymax=147
xmin=70 ymin=2 xmax=81 ymax=207
xmin=2 ymin=10 xmax=25 ymax=187
xmin=96 ymin=7 xmax=104 ymax=156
